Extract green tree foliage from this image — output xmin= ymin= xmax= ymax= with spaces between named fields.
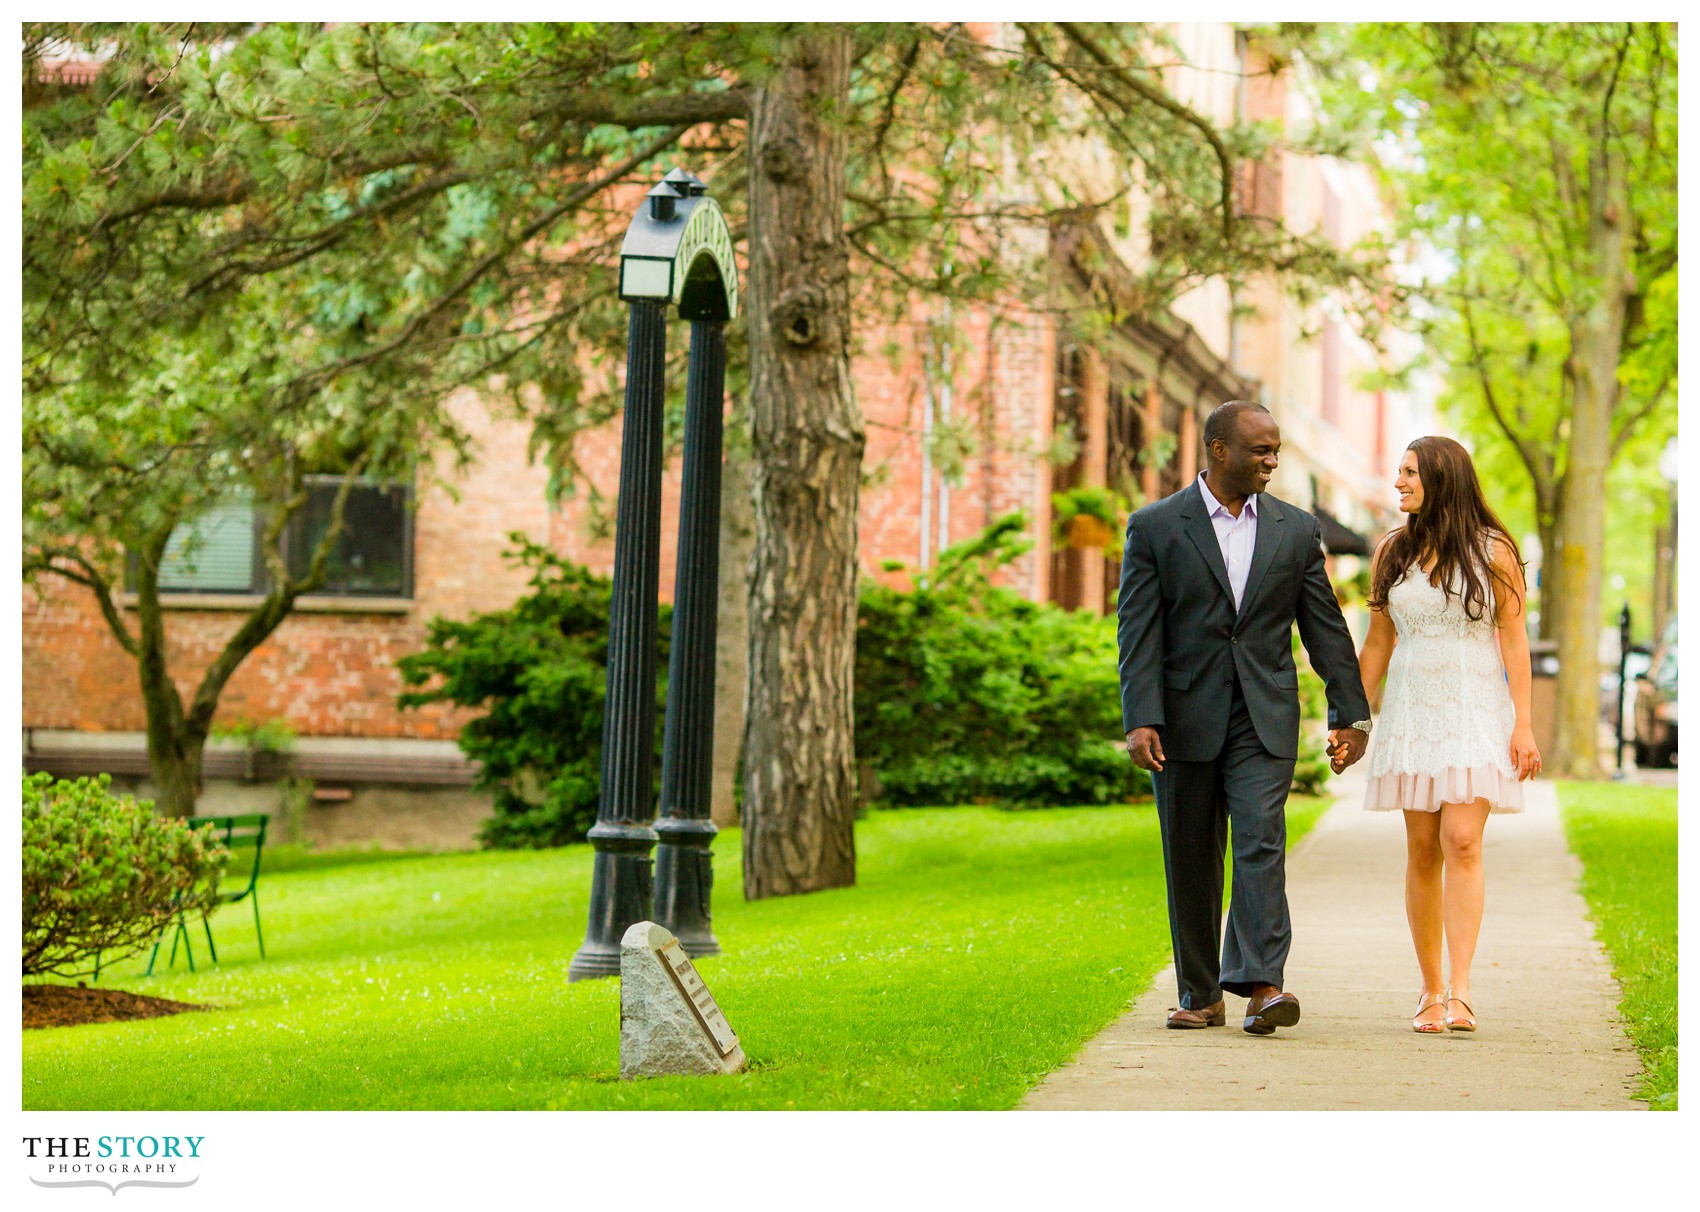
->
xmin=395 ymin=537 xmax=672 ymax=849
xmin=1311 ymin=22 xmax=1677 ymax=776
xmin=22 ymin=773 xmax=229 ymax=978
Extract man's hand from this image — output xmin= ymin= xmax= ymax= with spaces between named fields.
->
xmin=1327 ymin=727 xmax=1368 ymax=773
xmin=1126 ymin=726 xmax=1165 ymax=773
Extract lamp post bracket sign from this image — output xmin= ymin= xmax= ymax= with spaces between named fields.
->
xmin=618 ymin=171 xmax=738 ymax=322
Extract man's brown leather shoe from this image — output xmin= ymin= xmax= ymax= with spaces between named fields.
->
xmin=1243 ymin=988 xmax=1301 ymax=1035
xmin=1166 ymin=999 xmax=1226 ymax=1029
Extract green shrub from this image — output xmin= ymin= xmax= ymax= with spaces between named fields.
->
xmin=401 ymin=517 xmax=1337 ymax=839
xmin=859 ymin=517 xmax=1334 ymax=803
xmin=856 ymin=513 xmax=1152 ymax=807
xmin=397 ymin=535 xmax=670 ymax=848
xmin=22 ymin=773 xmax=228 ymax=979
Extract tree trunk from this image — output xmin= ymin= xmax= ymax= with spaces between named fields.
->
xmin=710 ymin=424 xmax=754 ymax=831
xmin=1533 ymin=506 xmax=1563 ymax=642
xmin=741 ymin=27 xmax=863 ymax=899
xmin=1550 ymin=151 xmax=1631 ymax=780
xmin=131 ymin=537 xmax=204 ymax=817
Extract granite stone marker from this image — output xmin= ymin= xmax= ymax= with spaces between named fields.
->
xmin=619 ymin=920 xmax=746 ymax=1079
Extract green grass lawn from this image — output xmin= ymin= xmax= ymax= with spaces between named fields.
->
xmin=25 ymin=795 xmax=1327 ymax=1111
xmin=1560 ymin=781 xmax=1678 ymax=1110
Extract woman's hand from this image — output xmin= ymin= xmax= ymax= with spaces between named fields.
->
xmin=1510 ymin=725 xmax=1541 ymax=780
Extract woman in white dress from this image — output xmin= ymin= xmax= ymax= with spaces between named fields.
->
xmin=1345 ymin=437 xmax=1541 ymax=1034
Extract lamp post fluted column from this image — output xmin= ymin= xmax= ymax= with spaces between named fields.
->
xmin=569 ymin=167 xmax=737 ymax=981
xmin=568 ymin=298 xmax=667 ymax=982
xmin=654 ymin=319 xmax=728 ymax=956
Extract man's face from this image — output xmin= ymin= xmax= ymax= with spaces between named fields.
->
xmin=1211 ymin=410 xmax=1282 ymax=498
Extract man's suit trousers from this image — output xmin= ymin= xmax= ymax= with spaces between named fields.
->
xmin=1151 ymin=676 xmax=1298 ymax=1007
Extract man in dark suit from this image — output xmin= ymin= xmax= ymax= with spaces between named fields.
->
xmin=1117 ymin=400 xmax=1371 ymax=1035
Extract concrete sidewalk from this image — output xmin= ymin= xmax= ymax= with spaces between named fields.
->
xmin=1023 ymin=774 xmax=1646 ymax=1110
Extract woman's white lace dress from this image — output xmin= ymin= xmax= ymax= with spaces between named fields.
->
xmin=1363 ymin=558 xmax=1523 ymax=814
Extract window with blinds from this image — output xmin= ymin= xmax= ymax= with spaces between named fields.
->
xmin=157 ymin=499 xmax=259 ymax=592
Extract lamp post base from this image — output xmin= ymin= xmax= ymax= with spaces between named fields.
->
xmin=568 ymin=823 xmax=657 ymax=982
xmin=654 ymin=816 xmax=720 ymax=958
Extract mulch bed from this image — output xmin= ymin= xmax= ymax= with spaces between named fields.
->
xmin=24 ymin=983 xmax=207 ymax=1030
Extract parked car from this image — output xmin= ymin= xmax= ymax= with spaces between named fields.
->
xmin=1633 ymin=617 xmax=1678 ymax=768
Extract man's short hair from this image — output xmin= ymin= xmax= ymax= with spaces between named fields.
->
xmin=1203 ymin=399 xmax=1271 ymax=451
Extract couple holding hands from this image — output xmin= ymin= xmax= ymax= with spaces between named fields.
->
xmin=1117 ymin=400 xmax=1540 ymax=1037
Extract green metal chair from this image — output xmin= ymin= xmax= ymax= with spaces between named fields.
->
xmin=147 ymin=813 xmax=270 ymax=975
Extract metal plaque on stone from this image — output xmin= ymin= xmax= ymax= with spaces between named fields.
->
xmin=657 ymin=937 xmax=739 ymax=1057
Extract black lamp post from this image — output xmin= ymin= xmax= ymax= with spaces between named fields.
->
xmin=1614 ymin=601 xmax=1632 ymax=778
xmin=569 ymin=169 xmax=738 ymax=981
xmin=654 ymin=315 xmax=728 ymax=957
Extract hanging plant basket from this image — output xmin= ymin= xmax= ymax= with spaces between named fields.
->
xmin=1064 ymin=514 xmax=1115 ymax=550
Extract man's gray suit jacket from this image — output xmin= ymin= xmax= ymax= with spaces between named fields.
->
xmin=1115 ymin=483 xmax=1371 ymax=763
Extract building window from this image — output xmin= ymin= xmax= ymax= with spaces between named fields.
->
xmin=153 ymin=477 xmax=412 ymax=598
xmin=156 ymin=498 xmax=262 ymax=593
xmin=288 ymin=478 xmax=412 ymax=597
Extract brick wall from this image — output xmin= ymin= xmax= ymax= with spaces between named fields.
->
xmin=24 ymin=315 xmax=1058 ymax=742
xmin=22 ymin=390 xmax=550 ymax=739
xmin=544 ymin=305 xmax=1056 ymax=598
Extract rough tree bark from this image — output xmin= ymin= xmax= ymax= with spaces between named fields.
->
xmin=741 ymin=27 xmax=864 ymax=899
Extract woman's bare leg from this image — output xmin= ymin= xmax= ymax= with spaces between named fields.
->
xmin=1439 ymin=797 xmax=1493 ymax=1005
xmin=1403 ymin=808 xmax=1445 ymax=1025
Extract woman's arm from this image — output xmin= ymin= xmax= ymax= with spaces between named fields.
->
xmin=1358 ymin=538 xmax=1398 ymax=711
xmin=1491 ymin=536 xmax=1541 ymax=779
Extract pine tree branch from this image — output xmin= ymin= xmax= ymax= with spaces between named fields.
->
xmin=279 ymin=124 xmax=688 ymax=398
xmin=551 ymin=87 xmax=750 ymax=128
xmin=147 ymin=22 xmax=197 ymax=95
xmin=868 ymin=34 xmax=923 ymax=197
xmin=1050 ymin=22 xmax=1237 ymax=243
xmin=92 ymin=146 xmax=455 ymax=232
xmin=181 ymin=166 xmax=476 ymax=298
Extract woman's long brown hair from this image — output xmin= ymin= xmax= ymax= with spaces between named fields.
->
xmin=1368 ymin=436 xmax=1526 ymax=622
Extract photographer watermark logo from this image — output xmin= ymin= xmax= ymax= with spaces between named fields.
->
xmin=23 ymin=1135 xmax=202 ymax=1195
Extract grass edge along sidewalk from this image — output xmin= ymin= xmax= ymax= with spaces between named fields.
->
xmin=24 ymin=796 xmax=1326 ymax=1111
xmin=1560 ymin=781 xmax=1678 ymax=1110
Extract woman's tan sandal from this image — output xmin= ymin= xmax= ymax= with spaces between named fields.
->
xmin=1412 ymin=991 xmax=1447 ymax=1034
xmin=1444 ymin=991 xmax=1477 ymax=1032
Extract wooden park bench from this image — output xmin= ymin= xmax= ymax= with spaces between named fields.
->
xmin=147 ymin=813 xmax=270 ymax=975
